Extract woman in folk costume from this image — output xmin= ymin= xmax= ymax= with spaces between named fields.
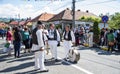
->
xmin=63 ymin=25 xmax=75 ymax=60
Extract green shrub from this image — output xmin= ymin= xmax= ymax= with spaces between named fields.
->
xmin=93 ymin=21 xmax=100 ymax=44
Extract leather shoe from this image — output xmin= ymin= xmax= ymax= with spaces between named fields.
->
xmin=39 ymin=69 xmax=49 ymax=72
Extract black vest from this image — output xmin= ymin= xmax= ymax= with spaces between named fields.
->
xmin=32 ymin=27 xmax=38 ymax=45
xmin=64 ymin=31 xmax=72 ymax=41
xmin=48 ymin=29 xmax=57 ymax=40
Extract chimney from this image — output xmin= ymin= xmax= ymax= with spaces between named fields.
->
xmin=66 ymin=8 xmax=69 ymax=10
xmin=77 ymin=9 xmax=80 ymax=11
xmin=86 ymin=10 xmax=89 ymax=13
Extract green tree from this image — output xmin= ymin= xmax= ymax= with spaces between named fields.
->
xmin=79 ymin=16 xmax=101 ymax=22
xmin=108 ymin=12 xmax=120 ymax=29
xmin=93 ymin=21 xmax=100 ymax=44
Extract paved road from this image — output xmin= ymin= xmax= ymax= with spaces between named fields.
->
xmin=0 ymin=38 xmax=120 ymax=74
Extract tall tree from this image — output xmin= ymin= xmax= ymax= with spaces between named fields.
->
xmin=93 ymin=21 xmax=100 ymax=44
xmin=108 ymin=12 xmax=120 ymax=29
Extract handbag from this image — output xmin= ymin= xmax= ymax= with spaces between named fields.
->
xmin=4 ymin=43 xmax=10 ymax=48
xmin=108 ymin=41 xmax=114 ymax=46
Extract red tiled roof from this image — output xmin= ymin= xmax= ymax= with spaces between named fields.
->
xmin=23 ymin=20 xmax=31 ymax=25
xmin=31 ymin=12 xmax=55 ymax=22
xmin=49 ymin=8 xmax=98 ymax=21
xmin=9 ymin=21 xmax=18 ymax=25
xmin=19 ymin=21 xmax=26 ymax=25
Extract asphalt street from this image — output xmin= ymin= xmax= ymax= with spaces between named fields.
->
xmin=0 ymin=38 xmax=120 ymax=74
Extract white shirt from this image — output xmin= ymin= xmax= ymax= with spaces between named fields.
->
xmin=63 ymin=31 xmax=75 ymax=43
xmin=48 ymin=29 xmax=60 ymax=41
xmin=36 ymin=29 xmax=48 ymax=48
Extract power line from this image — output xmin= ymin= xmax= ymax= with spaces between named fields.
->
xmin=76 ymin=0 xmax=117 ymax=6
xmin=52 ymin=1 xmax=72 ymax=11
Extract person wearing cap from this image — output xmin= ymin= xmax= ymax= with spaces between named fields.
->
xmin=31 ymin=21 xmax=49 ymax=72
xmin=62 ymin=25 xmax=75 ymax=60
xmin=47 ymin=23 xmax=60 ymax=62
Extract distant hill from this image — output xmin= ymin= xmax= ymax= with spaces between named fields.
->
xmin=0 ymin=18 xmax=26 ymax=23
xmin=0 ymin=18 xmax=10 ymax=22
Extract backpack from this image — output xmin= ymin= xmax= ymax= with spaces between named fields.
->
xmin=32 ymin=27 xmax=38 ymax=45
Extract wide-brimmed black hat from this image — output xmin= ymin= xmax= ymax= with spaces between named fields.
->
xmin=37 ymin=21 xmax=42 ymax=25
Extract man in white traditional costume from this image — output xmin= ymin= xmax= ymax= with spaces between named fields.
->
xmin=63 ymin=25 xmax=75 ymax=60
xmin=31 ymin=21 xmax=49 ymax=72
xmin=47 ymin=23 xmax=60 ymax=62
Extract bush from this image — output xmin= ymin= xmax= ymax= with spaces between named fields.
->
xmin=93 ymin=21 xmax=100 ymax=44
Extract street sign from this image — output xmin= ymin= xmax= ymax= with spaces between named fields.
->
xmin=102 ymin=15 xmax=109 ymax=23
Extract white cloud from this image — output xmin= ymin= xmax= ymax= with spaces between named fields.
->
xmin=0 ymin=4 xmax=19 ymax=18
xmin=0 ymin=3 xmax=55 ymax=19
xmin=0 ymin=4 xmax=37 ymax=18
xmin=0 ymin=0 xmax=120 ymax=19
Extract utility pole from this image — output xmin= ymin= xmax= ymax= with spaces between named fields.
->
xmin=72 ymin=0 xmax=75 ymax=29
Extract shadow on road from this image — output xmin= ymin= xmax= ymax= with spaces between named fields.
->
xmin=45 ymin=59 xmax=62 ymax=66
xmin=78 ymin=45 xmax=120 ymax=55
xmin=7 ymin=56 xmax=34 ymax=63
xmin=16 ymin=70 xmax=43 ymax=74
xmin=0 ymin=61 xmax=34 ymax=73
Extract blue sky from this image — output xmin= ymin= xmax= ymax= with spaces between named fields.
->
xmin=0 ymin=0 xmax=120 ymax=18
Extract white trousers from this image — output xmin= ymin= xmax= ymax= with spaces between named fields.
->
xmin=89 ymin=33 xmax=93 ymax=47
xmin=63 ymin=40 xmax=72 ymax=58
xmin=48 ymin=41 xmax=58 ymax=59
xmin=35 ymin=51 xmax=46 ymax=70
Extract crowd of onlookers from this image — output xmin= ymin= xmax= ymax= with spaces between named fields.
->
xmin=3 ymin=26 xmax=32 ymax=57
xmin=69 ymin=27 xmax=120 ymax=52
xmin=1 ymin=24 xmax=120 ymax=72
xmin=1 ymin=25 xmax=120 ymax=57
xmin=99 ymin=28 xmax=120 ymax=52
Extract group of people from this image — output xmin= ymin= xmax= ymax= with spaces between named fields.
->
xmin=74 ymin=26 xmax=93 ymax=47
xmin=31 ymin=21 xmax=76 ymax=72
xmin=5 ymin=26 xmax=32 ymax=57
xmin=99 ymin=28 xmax=120 ymax=52
xmin=4 ymin=21 xmax=120 ymax=72
xmin=4 ymin=21 xmax=76 ymax=72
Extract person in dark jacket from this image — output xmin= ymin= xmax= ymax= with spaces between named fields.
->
xmin=107 ymin=30 xmax=115 ymax=52
xmin=23 ymin=27 xmax=30 ymax=53
xmin=117 ymin=30 xmax=120 ymax=52
xmin=14 ymin=27 xmax=22 ymax=58
xmin=74 ymin=29 xmax=80 ymax=46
